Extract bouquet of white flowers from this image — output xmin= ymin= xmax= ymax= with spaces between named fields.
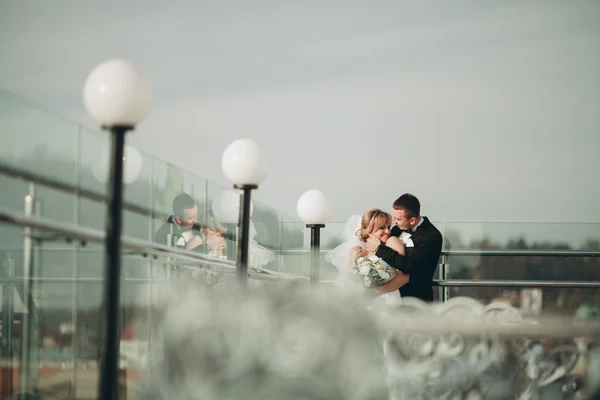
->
xmin=352 ymin=255 xmax=397 ymax=288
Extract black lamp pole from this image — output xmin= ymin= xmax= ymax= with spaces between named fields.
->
xmin=307 ymin=224 xmax=324 ymax=285
xmin=235 ymin=184 xmax=256 ymax=284
xmin=99 ymin=125 xmax=132 ymax=400
xmin=224 ymin=223 xmax=237 ymax=261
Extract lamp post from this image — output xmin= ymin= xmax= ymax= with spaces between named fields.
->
xmin=297 ymin=189 xmax=333 ymax=285
xmin=83 ymin=59 xmax=152 ymax=400
xmin=221 ymin=138 xmax=267 ymax=283
xmin=211 ymin=190 xmax=254 ymax=262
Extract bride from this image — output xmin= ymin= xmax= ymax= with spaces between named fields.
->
xmin=325 ymin=208 xmax=409 ymax=303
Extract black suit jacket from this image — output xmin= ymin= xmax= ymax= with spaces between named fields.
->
xmin=154 ymin=216 xmax=207 ymax=253
xmin=375 ymin=217 xmax=442 ymax=302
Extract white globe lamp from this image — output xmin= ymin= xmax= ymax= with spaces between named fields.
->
xmin=83 ymin=59 xmax=152 ymax=128
xmin=297 ymin=189 xmax=333 ymax=285
xmin=221 ymin=138 xmax=267 ymax=187
xmin=84 ymin=58 xmax=153 ymax=400
xmin=296 ymin=189 xmax=334 ymax=226
xmin=211 ymin=190 xmax=254 ymax=225
xmin=220 ymin=138 xmax=268 ymax=283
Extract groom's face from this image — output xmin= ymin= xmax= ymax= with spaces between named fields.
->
xmin=391 ymin=208 xmax=416 ymax=231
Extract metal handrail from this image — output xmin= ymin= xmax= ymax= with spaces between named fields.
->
xmin=0 ymin=207 xmax=234 ymax=267
xmin=279 ymin=248 xmax=600 ymax=257
xmin=439 ymin=249 xmax=599 ymax=257
xmin=0 ymin=162 xmax=161 ymax=221
xmin=2 ymin=276 xmax=598 ymax=289
xmin=0 ymin=163 xmax=237 ymax=242
xmin=0 ymin=207 xmax=307 ymax=281
xmin=432 ymin=279 xmax=600 ymax=288
xmin=2 ymin=247 xmax=598 ymax=258
xmin=316 ymin=279 xmax=600 ymax=289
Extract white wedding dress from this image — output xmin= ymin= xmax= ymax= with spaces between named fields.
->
xmin=325 ymin=215 xmax=401 ymax=400
xmin=325 ymin=215 xmax=401 ymax=306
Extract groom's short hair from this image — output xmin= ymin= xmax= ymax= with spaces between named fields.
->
xmin=172 ymin=193 xmax=196 ymax=218
xmin=392 ymin=193 xmax=420 ymax=218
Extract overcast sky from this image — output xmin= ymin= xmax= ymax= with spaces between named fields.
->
xmin=1 ymin=1 xmax=599 ymax=226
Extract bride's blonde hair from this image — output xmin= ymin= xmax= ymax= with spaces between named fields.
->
xmin=357 ymin=208 xmax=391 ymax=242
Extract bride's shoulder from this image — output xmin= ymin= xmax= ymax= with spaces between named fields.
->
xmin=386 ymin=236 xmax=402 ymax=245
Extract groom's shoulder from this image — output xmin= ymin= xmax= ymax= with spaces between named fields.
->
xmin=422 ymin=218 xmax=443 ymax=238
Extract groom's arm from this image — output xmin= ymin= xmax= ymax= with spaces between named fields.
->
xmin=375 ymin=235 xmax=442 ymax=275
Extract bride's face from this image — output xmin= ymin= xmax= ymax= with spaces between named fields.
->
xmin=370 ymin=220 xmax=391 ymax=243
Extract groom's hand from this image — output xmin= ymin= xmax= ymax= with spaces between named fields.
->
xmin=366 ymin=234 xmax=381 ymax=252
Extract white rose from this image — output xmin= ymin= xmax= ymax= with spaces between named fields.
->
xmin=368 ymin=255 xmax=379 ymax=262
xmin=378 ymin=270 xmax=390 ymax=280
xmin=358 ymin=266 xmax=370 ymax=275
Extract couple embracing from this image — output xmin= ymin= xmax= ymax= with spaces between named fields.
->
xmin=326 ymin=193 xmax=443 ymax=303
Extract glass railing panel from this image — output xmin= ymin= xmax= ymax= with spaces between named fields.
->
xmin=37 ymin=247 xmax=79 ymax=398
xmin=146 ymin=258 xmax=164 ymax=382
xmin=180 ymin=166 xmax=207 ymax=221
xmin=72 ymin=249 xmax=160 ymax=398
xmin=249 ymin=200 xmax=280 ymax=270
xmin=278 ymin=215 xmax=305 ymax=276
xmin=122 ymin=210 xmax=154 ymax=242
xmin=442 ymin=222 xmax=600 ymax=251
xmin=176 ymin=166 xmax=208 ymax=251
xmin=0 ymin=225 xmax=80 ymax=398
xmin=0 ymin=91 xmax=78 ymax=187
xmin=74 ymin=252 xmax=102 ymax=398
xmin=279 ymin=215 xmax=304 ymax=250
xmin=119 ymin=255 xmax=152 ymax=398
xmin=443 ymin=222 xmax=600 ymax=280
xmin=79 ymin=192 xmax=154 ymax=242
xmin=150 ymin=157 xmax=181 ymax=248
xmin=443 ymin=222 xmax=600 ymax=315
xmin=77 ymin=126 xmax=110 ymax=201
xmin=35 ymin=186 xmax=77 ymax=226
xmin=0 ymin=225 xmax=22 ymax=399
xmin=0 ymin=175 xmax=30 ymax=215
xmin=151 ymin=157 xmax=185 ymax=218
xmin=279 ymin=220 xmax=344 ymax=279
xmin=79 ymin=126 xmax=154 ymax=214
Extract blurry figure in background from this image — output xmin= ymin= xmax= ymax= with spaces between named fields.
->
xmin=198 ymin=216 xmax=275 ymax=288
xmin=248 ymin=220 xmax=276 ymax=269
xmin=155 ymin=193 xmax=206 ymax=252
xmin=204 ymin=216 xmax=227 ymax=258
xmin=203 ymin=215 xmax=275 ymax=267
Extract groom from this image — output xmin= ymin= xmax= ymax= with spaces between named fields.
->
xmin=366 ymin=193 xmax=443 ymax=302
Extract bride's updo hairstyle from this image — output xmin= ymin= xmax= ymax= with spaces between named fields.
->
xmin=357 ymin=208 xmax=391 ymax=242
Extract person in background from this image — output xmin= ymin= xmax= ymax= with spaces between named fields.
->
xmin=154 ymin=193 xmax=206 ymax=252
xmin=205 ymin=216 xmax=227 ymax=258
